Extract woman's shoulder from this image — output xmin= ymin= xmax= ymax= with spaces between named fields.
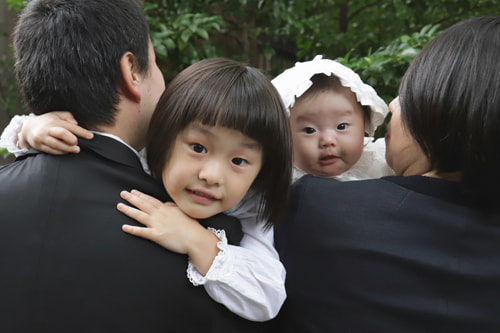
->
xmin=293 ymin=174 xmax=397 ymax=195
xmin=297 ymin=173 xmax=388 ymax=185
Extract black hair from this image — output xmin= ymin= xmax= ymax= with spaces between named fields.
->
xmin=13 ymin=0 xmax=150 ymax=130
xmin=399 ymin=16 xmax=500 ymax=209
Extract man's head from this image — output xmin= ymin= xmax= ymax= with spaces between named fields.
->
xmin=13 ymin=0 xmax=153 ymax=131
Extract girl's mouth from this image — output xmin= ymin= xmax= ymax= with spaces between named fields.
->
xmin=187 ymin=189 xmax=219 ymax=204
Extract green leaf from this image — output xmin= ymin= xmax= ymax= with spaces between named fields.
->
xmin=180 ymin=29 xmax=192 ymax=43
xmin=263 ymin=46 xmax=275 ymax=60
xmin=196 ymin=28 xmax=210 ymax=40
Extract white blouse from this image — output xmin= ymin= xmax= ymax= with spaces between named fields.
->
xmin=188 ymin=198 xmax=286 ymax=321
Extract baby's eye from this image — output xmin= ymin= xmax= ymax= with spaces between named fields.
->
xmin=337 ymin=123 xmax=349 ymax=130
xmin=303 ymin=127 xmax=316 ymax=134
xmin=190 ymin=143 xmax=207 ymax=154
xmin=232 ymin=157 xmax=248 ymax=166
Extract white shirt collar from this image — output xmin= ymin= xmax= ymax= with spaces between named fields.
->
xmin=90 ymin=131 xmax=141 ymax=160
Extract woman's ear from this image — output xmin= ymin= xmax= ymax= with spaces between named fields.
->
xmin=119 ymin=51 xmax=141 ymax=102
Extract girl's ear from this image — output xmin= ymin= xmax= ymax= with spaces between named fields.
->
xmin=119 ymin=51 xmax=141 ymax=102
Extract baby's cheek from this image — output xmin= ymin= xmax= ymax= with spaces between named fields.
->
xmin=293 ymin=145 xmax=311 ymax=167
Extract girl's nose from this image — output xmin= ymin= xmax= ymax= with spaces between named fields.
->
xmin=198 ymin=160 xmax=224 ymax=185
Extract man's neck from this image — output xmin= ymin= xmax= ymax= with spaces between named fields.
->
xmin=94 ymin=123 xmax=144 ymax=152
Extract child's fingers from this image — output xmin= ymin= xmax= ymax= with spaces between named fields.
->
xmin=42 ymin=124 xmax=92 ymax=154
xmin=129 ymin=190 xmax=163 ymax=208
xmin=38 ymin=142 xmax=77 ymax=155
xmin=121 ymin=224 xmax=154 ymax=241
xmin=61 ymin=122 xmax=93 ymax=140
xmin=44 ymin=112 xmax=93 ymax=142
xmin=52 ymin=111 xmax=78 ymax=125
xmin=120 ymin=190 xmax=162 ymax=213
xmin=116 ymin=202 xmax=151 ymax=226
xmin=37 ymin=135 xmax=80 ymax=155
xmin=28 ymin=126 xmax=83 ymax=155
xmin=48 ymin=127 xmax=79 ymax=146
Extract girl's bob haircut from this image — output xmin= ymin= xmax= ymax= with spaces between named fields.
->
xmin=147 ymin=58 xmax=292 ymax=225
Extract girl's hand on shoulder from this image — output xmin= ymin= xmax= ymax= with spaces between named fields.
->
xmin=19 ymin=111 xmax=93 ymax=155
xmin=118 ymin=190 xmax=214 ymax=255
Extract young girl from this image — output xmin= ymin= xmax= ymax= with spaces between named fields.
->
xmin=0 ymin=58 xmax=292 ymax=322
xmin=272 ymin=55 xmax=394 ymax=181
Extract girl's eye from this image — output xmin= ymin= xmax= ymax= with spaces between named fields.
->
xmin=232 ymin=157 xmax=248 ymax=166
xmin=190 ymin=143 xmax=207 ymax=154
xmin=303 ymin=127 xmax=316 ymax=134
xmin=337 ymin=123 xmax=349 ymax=130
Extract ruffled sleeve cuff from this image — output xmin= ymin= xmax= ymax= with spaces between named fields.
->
xmin=0 ymin=114 xmax=38 ymax=157
xmin=187 ymin=227 xmax=232 ymax=286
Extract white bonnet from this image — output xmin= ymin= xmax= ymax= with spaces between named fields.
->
xmin=271 ymin=55 xmax=388 ymax=136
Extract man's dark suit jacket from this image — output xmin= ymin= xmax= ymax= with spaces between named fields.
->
xmin=0 ymin=134 xmax=271 ymax=332
xmin=273 ymin=175 xmax=500 ymax=333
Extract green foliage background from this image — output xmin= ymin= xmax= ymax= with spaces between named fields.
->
xmin=4 ymin=0 xmax=498 ymax=97
xmin=1 ymin=0 xmax=499 ymax=161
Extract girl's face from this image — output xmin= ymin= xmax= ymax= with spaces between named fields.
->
xmin=162 ymin=123 xmax=263 ymax=219
xmin=289 ymin=89 xmax=365 ymax=177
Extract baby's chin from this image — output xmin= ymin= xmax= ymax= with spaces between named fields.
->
xmin=303 ymin=168 xmax=343 ymax=178
xmin=301 ymin=165 xmax=347 ymax=178
xmin=295 ymin=159 xmax=349 ymax=178
xmin=313 ymin=171 xmax=342 ymax=178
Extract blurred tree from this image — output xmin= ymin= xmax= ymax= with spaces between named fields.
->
xmin=5 ymin=0 xmax=499 ymax=81
xmin=142 ymin=0 xmax=499 ymax=79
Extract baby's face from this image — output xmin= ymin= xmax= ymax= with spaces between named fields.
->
xmin=289 ymin=90 xmax=365 ymax=177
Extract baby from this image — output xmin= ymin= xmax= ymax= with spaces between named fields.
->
xmin=272 ymin=55 xmax=394 ymax=181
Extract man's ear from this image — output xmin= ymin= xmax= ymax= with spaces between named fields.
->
xmin=120 ymin=51 xmax=141 ymax=102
